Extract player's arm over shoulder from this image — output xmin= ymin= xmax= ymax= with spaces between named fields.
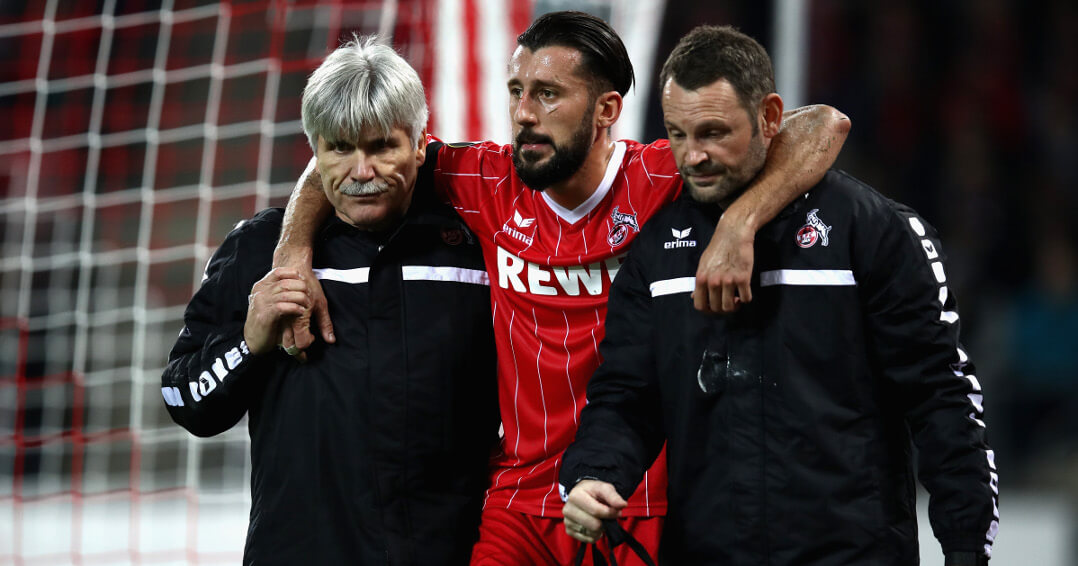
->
xmin=693 ymin=105 xmax=850 ymax=314
xmin=430 ymin=139 xmax=508 ymax=183
xmin=734 ymin=104 xmax=850 ymax=231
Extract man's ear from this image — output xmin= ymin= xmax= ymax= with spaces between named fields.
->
xmin=594 ymin=91 xmax=623 ymax=130
xmin=415 ymin=128 xmax=428 ymax=165
xmin=759 ymin=93 xmax=784 ymax=139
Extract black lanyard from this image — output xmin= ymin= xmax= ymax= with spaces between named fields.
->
xmin=572 ymin=519 xmax=658 ymax=566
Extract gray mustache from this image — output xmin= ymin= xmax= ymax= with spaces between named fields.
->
xmin=339 ymin=179 xmax=389 ymax=196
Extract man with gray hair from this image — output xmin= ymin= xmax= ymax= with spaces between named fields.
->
xmin=162 ymin=36 xmax=499 ymax=565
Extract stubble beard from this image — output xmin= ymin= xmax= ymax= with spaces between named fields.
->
xmin=683 ymin=134 xmax=768 ymax=206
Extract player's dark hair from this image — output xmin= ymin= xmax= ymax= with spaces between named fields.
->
xmin=517 ymin=10 xmax=634 ymax=97
xmin=659 ymin=25 xmax=774 ymax=114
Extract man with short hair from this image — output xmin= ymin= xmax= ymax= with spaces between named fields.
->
xmin=274 ymin=11 xmax=849 ymax=565
xmin=560 ymin=25 xmax=998 ymax=565
xmin=162 ymin=37 xmax=498 ymax=565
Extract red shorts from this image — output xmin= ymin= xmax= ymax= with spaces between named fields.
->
xmin=469 ymin=507 xmax=662 ymax=566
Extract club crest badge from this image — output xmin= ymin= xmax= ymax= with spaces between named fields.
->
xmin=795 ymin=208 xmax=832 ymax=248
xmin=441 ymin=223 xmax=474 ymax=246
xmin=607 ymin=206 xmax=640 ymax=247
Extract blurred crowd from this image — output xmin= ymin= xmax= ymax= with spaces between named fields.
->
xmin=4 ymin=0 xmax=1072 ymax=499
xmin=643 ymin=0 xmax=1076 ymax=495
xmin=806 ymin=0 xmax=1078 ymax=492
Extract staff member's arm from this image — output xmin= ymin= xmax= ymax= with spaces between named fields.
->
xmin=859 ymin=204 xmax=996 ymax=566
xmin=560 ymin=249 xmax=665 ymax=542
xmin=162 ymin=211 xmax=306 ymax=437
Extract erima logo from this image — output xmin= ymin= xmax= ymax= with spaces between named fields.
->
xmin=497 ymin=247 xmax=623 ymax=296
xmin=921 ymin=239 xmax=938 ymax=259
xmin=502 ymin=210 xmax=535 ymax=246
xmin=513 ymin=210 xmax=535 ymax=228
xmin=664 ymin=227 xmax=697 ymax=249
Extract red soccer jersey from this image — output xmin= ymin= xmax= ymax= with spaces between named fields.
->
xmin=433 ymin=138 xmax=682 ymax=518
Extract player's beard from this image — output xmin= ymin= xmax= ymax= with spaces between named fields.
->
xmin=512 ymin=118 xmax=593 ymax=191
xmin=682 ymin=132 xmax=768 ymax=207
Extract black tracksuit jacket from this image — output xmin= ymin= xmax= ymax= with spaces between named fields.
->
xmin=162 ymin=190 xmax=498 ymax=565
xmin=561 ymin=171 xmax=998 ymax=565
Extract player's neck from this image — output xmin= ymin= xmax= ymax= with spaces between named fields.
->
xmin=543 ymin=136 xmax=616 ymax=211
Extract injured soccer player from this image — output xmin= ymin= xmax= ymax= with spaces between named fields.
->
xmin=274 ymin=11 xmax=850 ymax=565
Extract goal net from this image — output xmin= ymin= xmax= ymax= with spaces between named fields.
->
xmin=0 ymin=1 xmax=440 ymax=563
xmin=0 ymin=0 xmax=660 ymax=563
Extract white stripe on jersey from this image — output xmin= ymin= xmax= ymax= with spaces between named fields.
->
xmin=486 ymin=467 xmax=512 ymax=508
xmin=531 ymin=308 xmax=549 ymax=456
xmin=506 ymin=461 xmax=544 ymax=510
xmin=508 ymin=310 xmax=522 ymax=460
xmin=314 ymin=267 xmax=370 ymax=284
xmin=589 ymin=308 xmax=601 ymax=380
xmin=401 ymin=265 xmax=489 ymax=285
xmin=562 ymin=310 xmax=578 ymax=427
xmin=540 ymin=456 xmax=561 ymax=516
xmin=643 ymin=469 xmax=650 ymax=515
xmin=649 ymin=277 xmax=695 ymax=297
xmin=493 ymin=174 xmax=509 ymax=196
xmin=612 ymin=164 xmax=640 ymax=257
xmin=759 ymin=269 xmax=857 ymax=287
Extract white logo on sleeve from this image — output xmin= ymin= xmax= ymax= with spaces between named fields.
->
xmin=664 ymin=227 xmax=697 ymax=249
xmin=187 ymin=340 xmax=251 ymax=403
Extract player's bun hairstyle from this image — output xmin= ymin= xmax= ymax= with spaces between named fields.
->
xmin=517 ymin=10 xmax=635 ymax=98
xmin=301 ymin=34 xmax=428 ymax=152
xmin=659 ymin=25 xmax=775 ymax=115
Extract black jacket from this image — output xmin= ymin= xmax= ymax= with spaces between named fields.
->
xmin=162 ymin=190 xmax=498 ymax=565
xmin=561 ymin=171 xmax=997 ymax=565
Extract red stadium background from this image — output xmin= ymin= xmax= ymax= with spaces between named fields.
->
xmin=1 ymin=0 xmax=1075 ymax=564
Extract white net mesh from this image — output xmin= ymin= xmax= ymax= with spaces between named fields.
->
xmin=0 ymin=0 xmax=667 ymax=561
xmin=0 ymin=0 xmax=434 ymax=562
